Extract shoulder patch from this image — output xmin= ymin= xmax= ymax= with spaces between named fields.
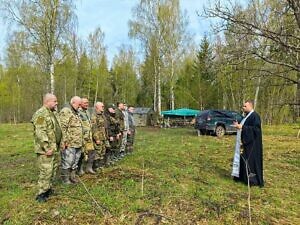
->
xmin=36 ymin=116 xmax=45 ymax=125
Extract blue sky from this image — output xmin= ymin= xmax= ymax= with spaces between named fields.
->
xmin=0 ymin=0 xmax=216 ymax=65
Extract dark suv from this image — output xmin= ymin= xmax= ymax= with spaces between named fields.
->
xmin=194 ymin=110 xmax=243 ymax=137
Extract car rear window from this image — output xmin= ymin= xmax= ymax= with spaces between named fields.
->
xmin=197 ymin=111 xmax=209 ymax=119
xmin=197 ymin=110 xmax=242 ymax=121
xmin=211 ymin=111 xmax=226 ymax=117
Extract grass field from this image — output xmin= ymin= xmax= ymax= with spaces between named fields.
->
xmin=0 ymin=123 xmax=299 ymax=225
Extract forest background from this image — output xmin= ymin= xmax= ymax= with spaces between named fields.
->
xmin=0 ymin=0 xmax=299 ymax=124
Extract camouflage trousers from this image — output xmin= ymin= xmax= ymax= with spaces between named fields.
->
xmin=126 ymin=130 xmax=135 ymax=151
xmin=94 ymin=141 xmax=106 ymax=160
xmin=83 ymin=141 xmax=94 ymax=155
xmin=61 ymin=147 xmax=82 ymax=170
xmin=37 ymin=153 xmax=58 ymax=195
xmin=120 ymin=132 xmax=127 ymax=153
xmin=105 ymin=139 xmax=119 ymax=163
xmin=110 ymin=138 xmax=121 ymax=153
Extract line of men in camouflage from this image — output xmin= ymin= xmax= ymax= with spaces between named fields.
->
xmin=31 ymin=93 xmax=136 ymax=203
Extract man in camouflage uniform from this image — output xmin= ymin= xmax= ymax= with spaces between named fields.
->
xmin=32 ymin=93 xmax=62 ymax=202
xmin=59 ymin=96 xmax=83 ymax=184
xmin=104 ymin=103 xmax=121 ymax=165
xmin=126 ymin=105 xmax=136 ymax=153
xmin=115 ymin=102 xmax=126 ymax=158
xmin=78 ymin=98 xmax=96 ymax=175
xmin=91 ymin=102 xmax=108 ymax=170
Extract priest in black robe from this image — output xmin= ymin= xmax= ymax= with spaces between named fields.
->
xmin=232 ymin=100 xmax=264 ymax=187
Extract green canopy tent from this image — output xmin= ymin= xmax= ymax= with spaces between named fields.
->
xmin=161 ymin=108 xmax=200 ymax=117
xmin=161 ymin=108 xmax=200 ymax=127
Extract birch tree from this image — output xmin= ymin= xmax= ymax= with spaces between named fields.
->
xmin=205 ymin=0 xmax=300 ymax=117
xmin=130 ymin=0 xmax=191 ymax=112
xmin=110 ymin=46 xmax=139 ymax=104
xmin=86 ymin=27 xmax=108 ymax=103
xmin=0 ymin=0 xmax=77 ymax=93
xmin=159 ymin=0 xmax=190 ymax=110
xmin=129 ymin=0 xmax=166 ymax=114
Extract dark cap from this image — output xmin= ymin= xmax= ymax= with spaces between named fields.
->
xmin=107 ymin=103 xmax=115 ymax=109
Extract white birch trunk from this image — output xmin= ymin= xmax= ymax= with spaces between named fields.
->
xmin=50 ymin=63 xmax=55 ymax=94
xmin=157 ymin=62 xmax=162 ymax=115
xmin=153 ymin=58 xmax=157 ymax=112
xmin=170 ymin=58 xmax=175 ymax=110
xmin=94 ymin=74 xmax=99 ymax=105
xmin=254 ymin=77 xmax=261 ymax=110
xmin=170 ymin=86 xmax=175 ymax=110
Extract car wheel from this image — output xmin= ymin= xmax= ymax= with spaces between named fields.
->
xmin=215 ymin=125 xmax=225 ymax=137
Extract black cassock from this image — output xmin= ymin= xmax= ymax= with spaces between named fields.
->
xmin=235 ymin=111 xmax=264 ymax=187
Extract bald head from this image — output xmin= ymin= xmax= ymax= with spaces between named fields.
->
xmin=94 ymin=102 xmax=104 ymax=113
xmin=70 ymin=96 xmax=81 ymax=110
xmin=43 ymin=93 xmax=58 ymax=111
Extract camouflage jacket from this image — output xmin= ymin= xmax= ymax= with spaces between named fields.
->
xmin=91 ymin=112 xmax=107 ymax=143
xmin=79 ymin=108 xmax=93 ymax=144
xmin=115 ymin=108 xmax=125 ymax=131
xmin=105 ymin=112 xmax=120 ymax=137
xmin=59 ymin=104 xmax=83 ymax=148
xmin=31 ymin=106 xmax=62 ymax=154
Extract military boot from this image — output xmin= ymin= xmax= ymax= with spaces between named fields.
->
xmin=44 ymin=188 xmax=55 ymax=198
xmin=86 ymin=163 xmax=96 ymax=174
xmin=106 ymin=151 xmax=115 ymax=165
xmin=120 ymin=151 xmax=125 ymax=158
xmin=70 ymin=169 xmax=79 ymax=184
xmin=87 ymin=150 xmax=96 ymax=173
xmin=111 ymin=151 xmax=118 ymax=162
xmin=92 ymin=159 xmax=100 ymax=171
xmin=86 ymin=161 xmax=96 ymax=174
xmin=94 ymin=158 xmax=105 ymax=172
xmin=77 ymin=163 xmax=85 ymax=176
xmin=114 ymin=153 xmax=119 ymax=160
xmin=76 ymin=153 xmax=85 ymax=176
xmin=35 ymin=192 xmax=47 ymax=203
xmin=99 ymin=158 xmax=106 ymax=168
xmin=61 ymin=169 xmax=73 ymax=185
